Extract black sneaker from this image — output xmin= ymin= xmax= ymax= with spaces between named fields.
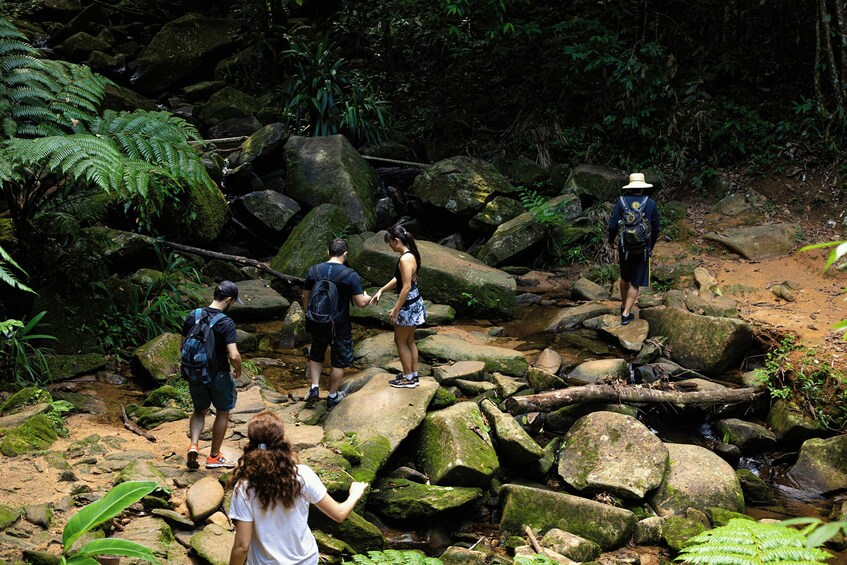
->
xmin=389 ymin=376 xmax=418 ymax=388
xmin=305 ymin=386 xmax=320 ymax=402
xmin=621 ymin=313 xmax=635 ymax=326
xmin=327 ymin=390 xmax=346 ymax=408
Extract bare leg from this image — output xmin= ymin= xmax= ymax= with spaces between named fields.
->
xmin=395 ymin=326 xmax=415 ymax=375
xmin=309 ymin=360 xmax=323 ymax=388
xmin=328 ymin=367 xmax=344 ymax=395
xmin=408 ymin=328 xmax=419 ymax=374
xmin=619 ymin=278 xmax=630 ymax=305
xmin=189 ymin=409 xmax=207 ymax=446
xmin=623 ymin=282 xmax=640 ymax=316
xmin=210 ymin=410 xmax=229 ymax=456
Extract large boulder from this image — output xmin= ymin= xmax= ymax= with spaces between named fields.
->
xmin=270 ymin=204 xmax=352 ymax=278
xmin=220 ymin=279 xmax=290 ymax=322
xmin=351 ymin=232 xmax=516 ymax=318
xmin=198 ymin=87 xmax=260 ymax=124
xmin=702 ymin=224 xmax=800 ymax=260
xmin=558 ymin=411 xmax=668 ymax=499
xmin=186 ymin=476 xmax=225 ymax=523
xmin=232 ymin=191 xmax=300 ymax=242
xmin=418 ymin=401 xmax=499 ymax=487
xmin=368 ymin=478 xmax=482 ymax=519
xmin=544 ymin=302 xmax=613 ymax=332
xmin=278 ymin=302 xmax=309 ymax=348
xmin=132 ymin=13 xmax=241 ymax=94
xmin=476 ymin=194 xmax=581 ymax=266
xmin=480 ymin=399 xmax=544 ymax=464
xmin=649 ymin=443 xmax=744 ymax=516
xmin=226 ymin=123 xmax=289 ymax=170
xmin=131 ymin=333 xmax=181 ymax=384
xmin=787 ymin=435 xmax=847 ymax=493
xmin=563 ymin=165 xmax=629 ymax=203
xmin=470 ymin=196 xmax=526 ymax=233
xmin=500 ymin=484 xmax=637 ymax=550
xmin=766 ymin=399 xmax=823 ymax=445
xmin=566 ymin=359 xmax=628 ymax=385
xmin=323 ymin=374 xmax=439 ymax=453
xmin=418 ymin=333 xmax=527 ymax=376
xmin=714 ymin=418 xmax=777 ymax=451
xmin=640 ymin=307 xmax=753 ymax=374
xmin=154 ymin=183 xmax=230 ymax=244
xmin=284 ymin=135 xmax=379 ymax=232
xmin=411 ymin=156 xmax=517 ymax=218
xmin=0 ymin=414 xmax=59 ymax=456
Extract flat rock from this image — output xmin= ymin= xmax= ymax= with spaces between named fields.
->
xmin=0 ymin=403 xmax=52 ymax=429
xmin=323 ymin=374 xmax=439 ymax=452
xmin=220 ymin=279 xmax=290 ymax=322
xmin=545 ymin=302 xmax=612 ymax=332
xmin=703 ymin=224 xmax=799 ymax=260
xmin=190 ymin=523 xmax=234 ymax=565
xmin=566 ymin=359 xmax=628 ymax=385
xmin=229 ymin=386 xmax=267 ymax=423
xmin=113 ymin=516 xmax=173 ymax=560
xmin=353 ymin=332 xmax=398 ymax=368
xmin=597 ymin=315 xmax=649 ymax=351
xmin=284 ymin=424 xmax=325 ymax=450
xmin=432 ymin=361 xmax=487 ymax=385
xmin=572 ymin=278 xmax=609 ymax=301
xmin=418 ymin=333 xmax=527 ymax=376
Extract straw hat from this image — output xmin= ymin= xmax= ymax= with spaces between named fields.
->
xmin=622 ymin=172 xmax=653 ymax=190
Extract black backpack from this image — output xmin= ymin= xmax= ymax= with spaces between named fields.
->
xmin=305 ymin=265 xmax=351 ymax=335
xmin=618 ymin=196 xmax=652 ymax=256
xmin=180 ymin=308 xmax=226 ymax=384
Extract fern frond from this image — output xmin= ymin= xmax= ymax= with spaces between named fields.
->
xmin=678 ymin=519 xmax=832 ymax=565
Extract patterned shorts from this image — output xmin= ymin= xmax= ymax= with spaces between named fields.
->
xmin=396 ymin=287 xmax=427 ymax=327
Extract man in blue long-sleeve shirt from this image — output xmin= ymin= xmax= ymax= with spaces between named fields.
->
xmin=608 ymin=173 xmax=660 ymax=325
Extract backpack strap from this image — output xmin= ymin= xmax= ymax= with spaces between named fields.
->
xmin=193 ymin=308 xmax=203 ymax=324
xmin=208 ymin=313 xmax=225 ymax=328
xmin=329 ymin=266 xmax=351 ymax=284
xmin=640 ymin=196 xmax=649 ymax=208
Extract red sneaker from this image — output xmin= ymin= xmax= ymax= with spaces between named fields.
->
xmin=206 ymin=453 xmax=236 ymax=469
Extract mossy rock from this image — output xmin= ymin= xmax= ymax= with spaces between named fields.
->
xmin=135 ymin=406 xmax=188 ymax=429
xmin=735 ymin=469 xmax=773 ymax=504
xmin=308 ymin=510 xmax=385 ymax=553
xmin=143 ymin=385 xmax=182 ymax=408
xmin=131 ymin=333 xmax=181 ymax=384
xmin=661 ymin=516 xmax=707 ymax=552
xmin=0 ymin=503 xmax=20 ymax=530
xmin=115 ymin=460 xmax=171 ymax=498
xmin=0 ymin=414 xmax=59 ymax=456
xmin=44 ymin=353 xmax=107 ymax=380
xmin=0 ymin=387 xmax=52 ymax=413
xmin=369 ymin=477 xmax=482 ymax=519
xmin=270 ymin=203 xmax=352 ymax=278
xmin=313 ymin=530 xmax=356 ymax=556
xmin=349 ymin=436 xmax=392 ymax=484
xmin=428 ymin=386 xmax=456 ymax=411
xmin=705 ymin=506 xmax=754 ymax=527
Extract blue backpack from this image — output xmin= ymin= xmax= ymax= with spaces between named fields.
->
xmin=305 ymin=265 xmax=351 ymax=335
xmin=180 ymin=308 xmax=226 ymax=384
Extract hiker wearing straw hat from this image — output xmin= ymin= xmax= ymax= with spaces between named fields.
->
xmin=608 ymin=173 xmax=660 ymax=325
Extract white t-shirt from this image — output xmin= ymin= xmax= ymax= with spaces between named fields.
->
xmin=229 ymin=464 xmax=328 ymax=565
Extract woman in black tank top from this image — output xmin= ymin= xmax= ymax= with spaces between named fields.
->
xmin=370 ymin=225 xmax=427 ymax=388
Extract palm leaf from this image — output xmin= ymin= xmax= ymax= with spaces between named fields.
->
xmin=62 ymin=481 xmax=158 ymax=552
xmin=71 ymin=538 xmax=161 ymax=565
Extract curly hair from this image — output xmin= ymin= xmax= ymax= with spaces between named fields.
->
xmin=226 ymin=411 xmax=302 ymax=511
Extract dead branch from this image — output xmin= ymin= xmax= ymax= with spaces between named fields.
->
xmin=121 ymin=405 xmax=157 ymax=442
xmin=503 ymin=384 xmax=765 ymax=414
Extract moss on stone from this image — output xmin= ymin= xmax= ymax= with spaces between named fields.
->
xmin=0 ymin=387 xmax=52 ymax=413
xmin=0 ymin=414 xmax=59 ymax=456
xmin=705 ymin=507 xmax=753 ymax=527
xmin=428 ymin=386 xmax=457 ymax=411
xmin=369 ymin=478 xmax=482 ymax=519
xmin=349 ymin=436 xmax=391 ymax=484
xmin=0 ymin=503 xmax=20 ymax=530
xmin=143 ymin=385 xmax=181 ymax=408
xmin=308 ymin=510 xmax=384 ymax=553
xmin=661 ymin=516 xmax=707 ymax=552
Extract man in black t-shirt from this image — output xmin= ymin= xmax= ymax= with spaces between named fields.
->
xmin=181 ymin=280 xmax=242 ymax=470
xmin=303 ymin=238 xmax=371 ymax=408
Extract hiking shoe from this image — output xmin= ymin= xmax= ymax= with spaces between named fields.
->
xmin=389 ymin=376 xmax=418 ymax=388
xmin=326 ymin=390 xmax=347 ymax=408
xmin=206 ymin=453 xmax=236 ymax=469
xmin=305 ymin=386 xmax=320 ymax=402
xmin=186 ymin=444 xmax=200 ymax=470
xmin=621 ymin=313 xmax=635 ymax=326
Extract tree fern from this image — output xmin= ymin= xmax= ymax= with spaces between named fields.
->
xmin=0 ymin=16 xmax=218 ymax=237
xmin=677 ymin=519 xmax=832 ymax=565
xmin=0 ymin=244 xmax=33 ymax=293
xmin=341 ymin=549 xmax=442 ymax=564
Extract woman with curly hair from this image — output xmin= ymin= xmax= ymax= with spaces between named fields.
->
xmin=369 ymin=225 xmax=427 ymax=389
xmin=228 ymin=412 xmax=367 ymax=565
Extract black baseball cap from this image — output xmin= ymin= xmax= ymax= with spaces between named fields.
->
xmin=215 ymin=280 xmax=243 ymax=304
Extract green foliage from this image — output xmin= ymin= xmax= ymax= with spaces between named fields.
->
xmin=514 ymin=556 xmax=560 ymax=565
xmin=342 ymin=549 xmax=442 ymax=564
xmin=97 ymin=248 xmax=200 ymax=358
xmin=519 ymin=187 xmax=566 ymax=228
xmin=757 ymin=336 xmax=847 ymax=431
xmin=279 ymin=35 xmax=388 ymax=144
xmin=0 ymin=243 xmax=33 ymax=293
xmin=0 ymin=311 xmax=56 ymax=385
xmin=60 ymin=481 xmax=159 ymax=565
xmin=444 ymin=0 xmax=540 ymax=42
xmin=0 ymin=17 xmax=216 ymax=237
xmin=45 ymin=399 xmax=74 ymax=437
xmin=677 ymin=518 xmax=834 ymax=565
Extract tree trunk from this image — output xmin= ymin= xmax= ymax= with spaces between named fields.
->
xmin=503 ymin=384 xmax=766 ymax=414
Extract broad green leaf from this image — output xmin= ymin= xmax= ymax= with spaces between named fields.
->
xmin=65 ymin=556 xmax=100 ymax=565
xmin=63 ymin=481 xmax=157 ymax=551
xmin=74 ymin=538 xmax=160 ymax=564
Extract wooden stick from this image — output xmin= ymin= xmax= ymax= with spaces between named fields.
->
xmin=361 ymin=155 xmax=430 ymax=168
xmin=159 ymin=240 xmax=304 ymax=286
xmin=504 ymin=384 xmax=765 ymax=414
xmin=525 ymin=525 xmax=543 ymax=554
xmin=121 ymin=405 xmax=157 ymax=443
xmin=189 ymin=136 xmax=249 ymax=146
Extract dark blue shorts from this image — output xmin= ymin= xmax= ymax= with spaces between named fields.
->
xmin=309 ymin=334 xmax=354 ymax=368
xmin=189 ymin=371 xmax=237 ymax=412
xmin=620 ymin=254 xmax=650 ymax=287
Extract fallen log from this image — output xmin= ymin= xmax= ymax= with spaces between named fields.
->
xmin=503 ymin=384 xmax=765 ymax=414
xmin=121 ymin=405 xmax=157 ymax=443
xmin=159 ymin=240 xmax=304 ymax=286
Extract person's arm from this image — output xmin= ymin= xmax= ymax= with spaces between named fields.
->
xmin=352 ymin=290 xmax=371 ymax=308
xmin=369 ymin=277 xmax=398 ymax=305
xmin=301 ymin=289 xmax=310 ymax=311
xmin=388 ymin=257 xmax=415 ymax=323
xmin=227 ymin=343 xmax=242 ymax=379
xmin=314 ymin=481 xmax=368 ymax=523
xmin=229 ymin=519 xmax=252 ymax=565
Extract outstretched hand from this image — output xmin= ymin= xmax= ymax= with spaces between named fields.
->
xmin=368 ymin=290 xmax=382 ymax=306
xmin=349 ymin=481 xmax=368 ymax=499
xmin=388 ymin=307 xmax=399 ymax=323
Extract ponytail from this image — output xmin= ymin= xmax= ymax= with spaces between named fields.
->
xmin=384 ymin=224 xmax=421 ymax=271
